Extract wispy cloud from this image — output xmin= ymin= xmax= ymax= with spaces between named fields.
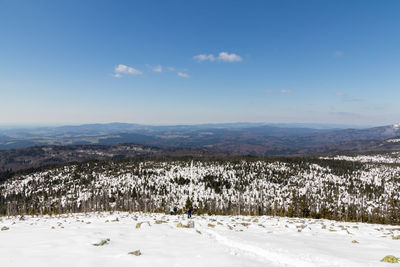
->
xmin=152 ymin=65 xmax=162 ymax=72
xmin=194 ymin=52 xmax=242 ymax=62
xmin=265 ymin=89 xmax=293 ymax=94
xmin=334 ymin=50 xmax=344 ymax=57
xmin=115 ymin=64 xmax=189 ymax=79
xmin=146 ymin=64 xmax=163 ymax=72
xmin=347 ymin=97 xmax=364 ymax=102
xmin=335 ymin=92 xmax=364 ymax=102
xmin=329 ymin=111 xmax=364 ymax=119
xmin=177 ymin=72 xmax=189 ymax=78
xmin=194 ymin=54 xmax=215 ymax=62
xmin=114 ymin=64 xmax=142 ymax=78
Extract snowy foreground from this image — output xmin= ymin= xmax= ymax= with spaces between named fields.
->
xmin=1 ymin=212 xmax=400 ymax=267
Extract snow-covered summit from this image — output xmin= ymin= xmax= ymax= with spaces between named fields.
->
xmin=0 ymin=212 xmax=399 ymax=267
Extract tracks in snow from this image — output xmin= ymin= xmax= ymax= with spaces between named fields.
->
xmin=202 ymin=227 xmax=361 ymax=267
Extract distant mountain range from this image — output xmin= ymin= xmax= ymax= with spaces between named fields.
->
xmin=0 ymin=122 xmax=398 ymax=151
xmin=1 ymin=122 xmax=400 ymax=172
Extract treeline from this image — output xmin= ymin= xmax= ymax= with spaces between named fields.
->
xmin=2 ymin=190 xmax=398 ymax=225
xmin=1 ymin=156 xmax=400 ymax=225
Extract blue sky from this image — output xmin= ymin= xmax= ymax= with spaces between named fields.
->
xmin=1 ymin=0 xmax=399 ymax=126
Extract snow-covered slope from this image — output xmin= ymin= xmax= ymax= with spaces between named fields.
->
xmin=1 ymin=212 xmax=399 ymax=267
xmin=1 ymin=157 xmax=400 ymax=223
xmin=321 ymin=151 xmax=400 ymax=163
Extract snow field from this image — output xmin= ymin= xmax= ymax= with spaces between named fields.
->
xmin=1 ymin=212 xmax=400 ymax=267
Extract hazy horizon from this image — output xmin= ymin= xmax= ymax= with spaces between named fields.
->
xmin=0 ymin=121 xmax=380 ymax=130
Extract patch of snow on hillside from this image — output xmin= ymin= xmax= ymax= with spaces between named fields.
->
xmin=387 ymin=138 xmax=400 ymax=143
xmin=321 ymin=153 xmax=400 ymax=163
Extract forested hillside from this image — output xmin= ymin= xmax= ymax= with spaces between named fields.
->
xmin=1 ymin=155 xmax=400 ymax=224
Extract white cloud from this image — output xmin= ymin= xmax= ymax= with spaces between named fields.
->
xmin=193 ymin=52 xmax=242 ymax=63
xmin=266 ymin=89 xmax=292 ymax=94
xmin=177 ymin=72 xmax=189 ymax=78
xmin=167 ymin=66 xmax=175 ymax=71
xmin=114 ymin=64 xmax=142 ymax=78
xmin=217 ymin=52 xmax=242 ymax=62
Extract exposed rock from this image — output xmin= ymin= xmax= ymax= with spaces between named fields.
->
xmin=188 ymin=221 xmax=195 ymax=228
xmin=128 ymin=250 xmax=141 ymax=256
xmin=381 ymin=255 xmax=399 ymax=263
xmin=93 ymin=238 xmax=110 ymax=246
